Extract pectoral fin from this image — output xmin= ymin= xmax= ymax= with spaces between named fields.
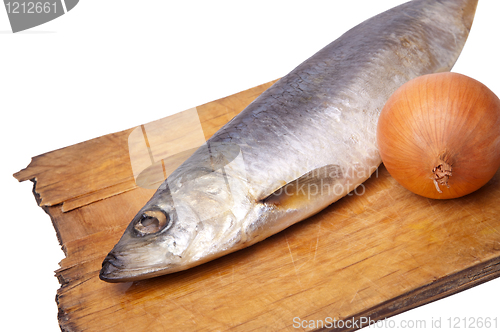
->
xmin=263 ymin=164 xmax=344 ymax=210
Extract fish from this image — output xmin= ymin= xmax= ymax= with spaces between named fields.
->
xmin=100 ymin=0 xmax=477 ymax=282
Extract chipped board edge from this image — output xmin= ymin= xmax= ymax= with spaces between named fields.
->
xmin=320 ymin=257 xmax=500 ymax=332
xmin=28 ymin=177 xmax=66 ymax=253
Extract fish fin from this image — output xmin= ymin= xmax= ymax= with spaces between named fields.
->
xmin=262 ymin=164 xmax=344 ymax=210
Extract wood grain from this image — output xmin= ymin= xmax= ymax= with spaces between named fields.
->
xmin=14 ymin=79 xmax=500 ymax=332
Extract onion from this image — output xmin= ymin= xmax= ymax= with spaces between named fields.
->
xmin=376 ymin=72 xmax=500 ymax=199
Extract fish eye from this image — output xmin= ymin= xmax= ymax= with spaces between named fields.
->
xmin=134 ymin=210 xmax=170 ymax=235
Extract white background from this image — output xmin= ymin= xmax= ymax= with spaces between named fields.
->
xmin=1 ymin=1 xmax=499 ymax=331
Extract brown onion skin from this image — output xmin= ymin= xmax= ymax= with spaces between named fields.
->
xmin=377 ymin=72 xmax=500 ymax=199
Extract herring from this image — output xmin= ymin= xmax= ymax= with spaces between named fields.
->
xmin=100 ymin=0 xmax=477 ymax=282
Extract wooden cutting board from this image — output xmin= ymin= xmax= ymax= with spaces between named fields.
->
xmin=14 ymin=79 xmax=500 ymax=332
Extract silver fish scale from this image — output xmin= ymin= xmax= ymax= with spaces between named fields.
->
xmin=204 ymin=0 xmax=470 ymax=200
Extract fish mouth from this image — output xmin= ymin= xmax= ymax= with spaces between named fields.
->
xmin=99 ymin=252 xmax=175 ymax=283
xmin=99 ymin=252 xmax=125 ymax=282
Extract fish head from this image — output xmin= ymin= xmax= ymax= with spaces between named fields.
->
xmin=100 ymin=143 xmax=254 ymax=282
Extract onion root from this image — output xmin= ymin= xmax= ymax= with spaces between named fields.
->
xmin=432 ymin=157 xmax=452 ymax=193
